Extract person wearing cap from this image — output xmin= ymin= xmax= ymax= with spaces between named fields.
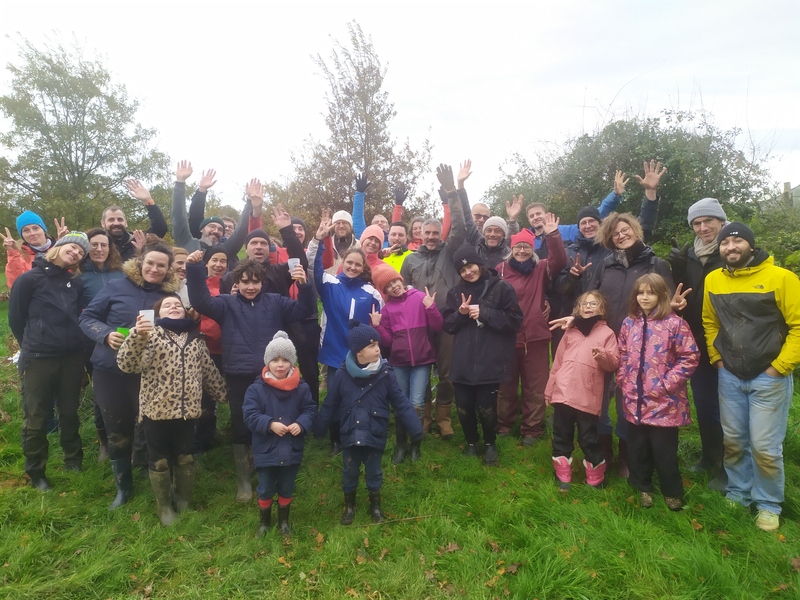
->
xmin=315 ymin=319 xmax=423 ymax=525
xmin=703 ymin=222 xmax=800 ymax=532
xmin=104 ymin=179 xmax=169 ymax=261
xmin=2 ymin=210 xmax=62 ymax=289
xmin=668 ymin=197 xmax=729 ymax=490
xmin=442 ymin=244 xmax=523 ymax=466
xmin=495 ymin=215 xmax=566 ymax=445
xmin=9 ymin=231 xmax=90 ymax=491
xmin=243 ymin=331 xmax=317 ymax=538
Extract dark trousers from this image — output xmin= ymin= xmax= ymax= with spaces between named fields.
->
xmin=627 ymin=422 xmax=683 ymax=498
xmin=20 ymin=353 xmax=85 ymax=475
xmin=256 ymin=464 xmax=301 ymax=499
xmin=326 ymin=366 xmax=341 ymax=444
xmin=551 ymin=403 xmax=604 ymax=466
xmin=142 ymin=417 xmax=195 ymax=471
xmin=454 ymin=382 xmax=499 ymax=445
xmin=294 ymin=320 xmax=321 ymax=406
xmin=92 ymin=368 xmax=140 ymax=462
xmin=194 ymin=354 xmax=222 ymax=452
xmin=342 ymin=445 xmax=384 ymax=492
xmin=225 ymin=372 xmax=260 ymax=445
xmin=690 ymin=354 xmax=720 ymax=425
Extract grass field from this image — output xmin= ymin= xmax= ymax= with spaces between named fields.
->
xmin=2 ymin=298 xmax=800 ymax=599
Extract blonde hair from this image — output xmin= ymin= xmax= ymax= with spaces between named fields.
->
xmin=628 ymin=273 xmax=671 ymax=320
xmin=45 ymin=244 xmax=82 ymax=277
xmin=597 ymin=212 xmax=644 ymax=250
xmin=572 ymin=291 xmax=608 ymax=318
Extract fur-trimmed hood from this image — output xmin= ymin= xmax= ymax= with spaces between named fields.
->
xmin=122 ymin=258 xmax=181 ymax=293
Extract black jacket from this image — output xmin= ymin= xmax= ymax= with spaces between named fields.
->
xmin=442 ymin=273 xmax=523 ymax=385
xmin=554 ymin=233 xmax=612 ymax=316
xmin=111 ymin=204 xmax=169 ymax=261
xmin=8 ymin=256 xmax=85 ymax=358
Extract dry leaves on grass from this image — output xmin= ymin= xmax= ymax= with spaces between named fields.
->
xmin=792 ymin=557 xmax=800 ymax=572
xmin=691 ymin=519 xmax=703 ymax=531
xmin=437 ymin=542 xmax=460 ymax=554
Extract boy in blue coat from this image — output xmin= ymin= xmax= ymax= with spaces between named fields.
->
xmin=315 ymin=319 xmax=423 ymax=524
xmin=243 ymin=331 xmax=317 ymax=538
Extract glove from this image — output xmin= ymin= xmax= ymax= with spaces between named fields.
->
xmin=394 ymin=185 xmax=408 ymax=205
xmin=436 ymin=164 xmax=455 ymax=192
xmin=355 ymin=172 xmax=370 ymax=193
xmin=667 ymin=237 xmax=689 ymax=270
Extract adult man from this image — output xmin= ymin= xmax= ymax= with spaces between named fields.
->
xmin=103 ymin=180 xmax=169 ymax=260
xmin=703 ymin=222 xmax=800 ymax=532
xmin=668 ymin=198 xmax=728 ymax=490
xmin=400 ymin=165 xmax=467 ymax=440
xmin=306 ymin=209 xmax=359 ymax=275
xmin=381 ymin=222 xmax=413 ymax=271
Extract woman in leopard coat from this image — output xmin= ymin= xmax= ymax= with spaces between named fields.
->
xmin=117 ymin=294 xmax=226 ymax=526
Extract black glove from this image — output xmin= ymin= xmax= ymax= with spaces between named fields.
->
xmin=355 ymin=172 xmax=370 ymax=193
xmin=438 ymin=187 xmax=448 ymax=205
xmin=394 ymin=185 xmax=408 ymax=205
xmin=667 ymin=237 xmax=689 ymax=270
xmin=436 ymin=164 xmax=455 ymax=192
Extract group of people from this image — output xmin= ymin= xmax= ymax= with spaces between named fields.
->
xmin=6 ymin=158 xmax=799 ymax=536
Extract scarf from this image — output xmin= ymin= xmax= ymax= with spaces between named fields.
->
xmin=574 ymin=315 xmax=601 ymax=337
xmin=613 ymin=239 xmax=646 ymax=268
xmin=694 ymin=236 xmax=719 ymax=266
xmin=508 ymin=257 xmax=535 ymax=275
xmin=29 ymin=239 xmax=53 ymax=255
xmin=156 ymin=317 xmax=196 ymax=333
xmin=345 ymin=351 xmax=382 ymax=378
xmin=262 ymin=366 xmax=301 ymax=390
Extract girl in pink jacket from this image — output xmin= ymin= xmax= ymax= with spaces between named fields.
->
xmin=617 ymin=274 xmax=699 ymax=511
xmin=546 ymin=291 xmax=619 ymax=490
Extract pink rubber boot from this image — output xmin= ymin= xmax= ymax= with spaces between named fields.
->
xmin=583 ymin=459 xmax=607 ymax=488
xmin=552 ymin=456 xmax=572 ymax=490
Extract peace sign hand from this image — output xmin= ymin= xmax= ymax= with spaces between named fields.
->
xmin=1 ymin=227 xmax=17 ymax=251
xmin=569 ymin=254 xmax=592 ymax=278
xmin=369 ymin=305 xmax=382 ymax=327
xmin=54 ymin=217 xmax=68 ymax=239
xmin=422 ymin=286 xmax=437 ymax=308
xmin=670 ymin=283 xmax=692 ymax=312
xmin=458 ymin=293 xmax=472 ymax=315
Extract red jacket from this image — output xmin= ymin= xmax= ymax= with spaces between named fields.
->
xmin=5 ymin=244 xmax=36 ymax=289
xmin=199 ymin=275 xmax=223 ymax=355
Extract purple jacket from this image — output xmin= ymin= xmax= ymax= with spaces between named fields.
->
xmin=617 ymin=311 xmax=699 ymax=427
xmin=376 ymin=287 xmax=443 ymax=367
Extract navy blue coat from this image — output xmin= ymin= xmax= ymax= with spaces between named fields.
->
xmin=314 ymin=361 xmax=423 ymax=451
xmin=243 ymin=377 xmax=317 ymax=468
xmin=186 ymin=262 xmax=315 ymax=375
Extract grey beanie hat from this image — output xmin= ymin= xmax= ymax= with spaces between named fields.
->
xmin=54 ymin=231 xmax=90 ymax=255
xmin=482 ymin=216 xmax=508 ymax=237
xmin=263 ymin=330 xmax=297 ymax=365
xmin=687 ymin=198 xmax=727 ymax=225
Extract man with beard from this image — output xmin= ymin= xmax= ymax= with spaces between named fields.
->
xmin=102 ymin=180 xmax=169 ymax=261
xmin=380 ymin=222 xmax=413 ymax=271
xmin=703 ymin=222 xmax=800 ymax=532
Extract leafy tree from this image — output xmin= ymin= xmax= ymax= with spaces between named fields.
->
xmin=485 ymin=110 xmax=773 ymax=243
xmin=0 ymin=37 xmax=170 ymax=237
xmin=269 ymin=21 xmax=433 ymax=231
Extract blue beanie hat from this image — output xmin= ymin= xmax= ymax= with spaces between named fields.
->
xmin=347 ymin=318 xmax=380 ymax=355
xmin=16 ymin=211 xmax=47 ymax=237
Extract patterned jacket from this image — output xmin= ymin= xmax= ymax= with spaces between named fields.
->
xmin=617 ymin=312 xmax=699 ymax=427
xmin=116 ymin=326 xmax=226 ymax=421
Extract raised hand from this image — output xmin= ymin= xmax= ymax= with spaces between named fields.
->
xmin=54 ymin=217 xmax=69 ymax=239
xmin=613 ymin=170 xmax=629 ymax=196
xmin=380 ymin=244 xmax=401 ymax=258
xmin=436 ymin=164 xmax=456 ymax=193
xmin=125 ymin=179 xmax=153 ymax=204
xmin=670 ymin=282 xmax=692 ymax=312
xmin=271 ymin=204 xmax=292 ymax=229
xmin=506 ymin=195 xmax=523 ymax=221
xmin=369 ymin=305 xmax=382 ymax=327
xmin=355 ymin=172 xmax=370 ymax=193
xmin=458 ymin=293 xmax=472 ymax=315
xmin=176 ymin=160 xmax=193 ymax=183
xmin=315 ymin=215 xmax=332 ymax=241
xmin=569 ymin=254 xmax=592 ymax=278
xmin=635 ymin=160 xmax=667 ymax=200
xmin=186 ymin=249 xmax=204 ymax=264
xmin=133 ymin=313 xmax=154 ymax=338
xmin=131 ymin=229 xmax=145 ymax=251
xmin=394 ymin=185 xmax=408 ymax=205
xmin=245 ymin=178 xmax=263 ymax=203
xmin=457 ymin=159 xmax=472 ymax=189
xmin=1 ymin=227 xmax=16 ymax=251
xmin=548 ymin=316 xmax=575 ymax=331
xmin=422 ymin=286 xmax=436 ymax=308
xmin=543 ymin=212 xmax=560 ymax=235
xmin=199 ymin=169 xmax=217 ymax=193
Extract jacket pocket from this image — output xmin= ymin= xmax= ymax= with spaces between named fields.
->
xmin=369 ymin=406 xmax=390 ymax=436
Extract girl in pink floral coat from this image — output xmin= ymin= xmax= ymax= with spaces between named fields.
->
xmin=617 ymin=274 xmax=699 ymax=511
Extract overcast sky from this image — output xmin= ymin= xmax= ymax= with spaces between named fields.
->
xmin=2 ymin=0 xmax=798 ymax=212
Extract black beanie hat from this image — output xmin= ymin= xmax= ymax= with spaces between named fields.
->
xmin=717 ymin=222 xmax=755 ymax=249
xmin=246 ymin=228 xmax=271 ymax=246
xmin=577 ymin=206 xmax=602 ymax=224
xmin=199 ymin=216 xmax=225 ymax=231
xmin=452 ymin=244 xmax=485 ymax=272
xmin=203 ymin=245 xmax=228 ymax=264
xmin=290 ymin=216 xmax=306 ymax=231
xmin=347 ymin=318 xmax=380 ymax=355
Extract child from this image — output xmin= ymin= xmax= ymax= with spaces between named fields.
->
xmin=242 ymin=331 xmax=317 ymax=538
xmin=117 ymin=294 xmax=226 ymax=527
xmin=370 ymin=263 xmax=443 ymax=464
xmin=315 ymin=319 xmax=422 ymax=525
xmin=545 ymin=291 xmax=619 ymax=490
xmin=617 ymin=273 xmax=699 ymax=510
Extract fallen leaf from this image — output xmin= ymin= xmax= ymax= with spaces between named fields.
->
xmin=721 ymin=547 xmax=731 ymax=557
xmin=693 ymin=503 xmax=704 ymax=512
xmin=0 ymin=410 xmax=11 ymax=423
xmin=619 ymin=551 xmax=626 ymax=558
xmin=691 ymin=519 xmax=703 ymax=531
xmin=379 ymin=548 xmax=389 ymax=561
xmin=488 ymin=539 xmax=500 ymax=552
xmin=506 ymin=563 xmax=519 ymax=574
xmin=438 ymin=542 xmax=460 ymax=554
xmin=74 ymin=549 xmax=82 ymax=555
xmin=778 ymin=534 xmax=787 ymax=542
xmin=425 ymin=569 xmax=437 ymax=581
xmin=356 ymin=555 xmax=367 ymax=565
xmin=504 ymin=587 xmax=511 ymax=597
xmin=277 ymin=557 xmax=291 ymax=568
xmin=143 ymin=583 xmax=153 ymax=598
xmin=590 ymin=571 xmax=597 ymax=578
xmin=206 ymin=568 xmax=218 ymax=576
xmin=497 ymin=567 xmax=505 ymax=576
xmin=345 ymin=587 xmax=359 ymax=597
xmin=660 ymin=552 xmax=674 ymax=560
xmin=484 ymin=576 xmax=500 ymax=588
xmin=773 ymin=584 xmax=790 ymax=591
xmin=572 ymin=499 xmax=580 ymax=505
xmin=131 ymin=513 xmax=140 ymax=522
xmin=363 ymin=538 xmax=369 ymax=548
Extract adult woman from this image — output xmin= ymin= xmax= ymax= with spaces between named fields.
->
xmin=9 ymin=232 xmax=90 ymax=490
xmin=3 ymin=211 xmax=65 ymax=289
xmin=80 ymin=243 xmax=180 ymax=509
xmin=314 ymin=226 xmax=382 ymax=454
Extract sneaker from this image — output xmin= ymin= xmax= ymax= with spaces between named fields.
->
xmin=639 ymin=491 xmax=653 ymax=508
xmin=665 ymin=497 xmax=683 ymax=511
xmin=755 ymin=510 xmax=780 ymax=532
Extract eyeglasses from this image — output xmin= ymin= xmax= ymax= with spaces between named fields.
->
xmin=473 ymin=213 xmax=490 ymax=221
xmin=90 ymin=242 xmax=109 ymax=249
xmin=691 ymin=218 xmax=718 ymax=230
xmin=512 ymin=244 xmax=533 ymax=251
xmin=612 ymin=226 xmax=633 ymax=239
xmin=580 ymin=301 xmax=599 ymax=307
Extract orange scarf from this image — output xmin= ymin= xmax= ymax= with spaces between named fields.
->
xmin=262 ymin=366 xmax=300 ymax=391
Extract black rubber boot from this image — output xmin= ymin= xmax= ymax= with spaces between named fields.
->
xmin=149 ymin=469 xmax=177 ymax=527
xmin=257 ymin=505 xmax=271 ymax=537
xmin=28 ymin=470 xmax=52 ymax=492
xmin=368 ymin=490 xmax=385 ymax=523
xmin=409 ymin=439 xmax=421 ymax=462
xmin=464 ymin=443 xmax=478 ymax=457
xmin=109 ymin=459 xmax=133 ymax=510
xmin=392 ymin=422 xmax=407 ymax=465
xmin=598 ymin=434 xmax=614 ymax=469
xmin=483 ymin=442 xmax=499 ymax=466
xmin=277 ymin=504 xmax=291 ymax=537
xmin=341 ymin=490 xmax=357 ymax=525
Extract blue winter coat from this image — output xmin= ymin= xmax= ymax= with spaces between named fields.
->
xmin=186 ymin=262 xmax=315 ymax=375
xmin=79 ymin=260 xmax=125 ymax=306
xmin=243 ymin=376 xmax=317 ymax=468
xmin=314 ymin=361 xmax=423 ymax=451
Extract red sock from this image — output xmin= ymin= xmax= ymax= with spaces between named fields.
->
xmin=258 ymin=498 xmax=273 ymax=509
xmin=277 ymin=496 xmax=292 ymax=507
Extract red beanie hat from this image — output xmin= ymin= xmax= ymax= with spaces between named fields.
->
xmin=510 ymin=228 xmax=536 ymax=247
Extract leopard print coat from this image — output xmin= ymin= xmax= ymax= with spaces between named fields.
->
xmin=116 ymin=326 xmax=227 ymax=421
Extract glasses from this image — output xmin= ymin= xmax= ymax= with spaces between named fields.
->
xmin=691 ymin=217 xmax=718 ymax=230
xmin=473 ymin=213 xmax=490 ymax=221
xmin=612 ymin=226 xmax=633 ymax=239
xmin=90 ymin=242 xmax=109 ymax=249
xmin=512 ymin=244 xmax=532 ymax=251
xmin=580 ymin=301 xmax=599 ymax=307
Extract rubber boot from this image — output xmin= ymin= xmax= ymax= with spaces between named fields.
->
xmin=598 ymin=434 xmax=614 ymax=469
xmin=149 ymin=469 xmax=178 ymax=527
xmin=341 ymin=490 xmax=357 ymax=525
xmin=553 ymin=456 xmax=572 ymax=491
xmin=483 ymin=442 xmax=499 ymax=466
xmin=422 ymin=399 xmax=433 ymax=434
xmin=368 ymin=490 xmax=385 ymax=523
xmin=277 ymin=504 xmax=291 ymax=537
xmin=435 ymin=403 xmax=454 ymax=440
xmin=232 ymin=444 xmax=252 ymax=502
xmin=28 ymin=469 xmax=52 ymax=492
xmin=409 ymin=407 xmax=423 ymax=461
xmin=583 ymin=459 xmax=607 ymax=488
xmin=329 ymin=422 xmax=342 ymax=456
xmin=109 ymin=459 xmax=133 ymax=510
xmin=392 ymin=421 xmax=408 ymax=464
xmin=97 ymin=428 xmax=109 ymax=463
xmin=617 ymin=438 xmax=630 ymax=479
xmin=257 ymin=506 xmax=271 ymax=537
xmin=172 ymin=455 xmax=196 ymax=513
xmin=691 ymin=421 xmax=724 ymax=476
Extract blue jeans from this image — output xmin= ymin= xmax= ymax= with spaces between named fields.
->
xmin=341 ymin=446 xmax=383 ymax=492
xmin=718 ymin=367 xmax=793 ymax=514
xmin=256 ymin=464 xmax=301 ymax=500
xmin=393 ymin=365 xmax=431 ymax=409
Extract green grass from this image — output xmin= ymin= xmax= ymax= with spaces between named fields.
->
xmin=2 ymin=299 xmax=800 ymax=599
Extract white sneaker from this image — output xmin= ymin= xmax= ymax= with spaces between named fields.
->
xmin=756 ymin=510 xmax=780 ymax=532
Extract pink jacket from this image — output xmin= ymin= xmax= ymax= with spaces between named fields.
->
xmin=617 ymin=312 xmax=699 ymax=427
xmin=376 ymin=287 xmax=443 ymax=367
xmin=545 ymin=319 xmax=619 ymax=416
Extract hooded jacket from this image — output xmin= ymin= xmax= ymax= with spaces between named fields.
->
xmin=617 ymin=311 xmax=699 ymax=427
xmin=9 ymin=256 xmax=85 ymax=358
xmin=703 ymin=251 xmax=800 ymax=379
xmin=80 ymin=259 xmax=181 ymax=370
xmin=376 ymin=287 xmax=443 ymax=367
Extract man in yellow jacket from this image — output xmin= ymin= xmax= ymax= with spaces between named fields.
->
xmin=703 ymin=222 xmax=800 ymax=532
